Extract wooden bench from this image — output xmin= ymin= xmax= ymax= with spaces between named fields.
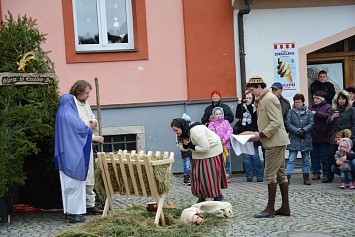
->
xmin=97 ymin=150 xmax=174 ymax=226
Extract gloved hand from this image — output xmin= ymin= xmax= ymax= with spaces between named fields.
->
xmin=296 ymin=128 xmax=306 ymax=139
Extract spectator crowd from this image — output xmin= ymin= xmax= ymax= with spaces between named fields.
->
xmin=171 ymin=69 xmax=355 ymax=218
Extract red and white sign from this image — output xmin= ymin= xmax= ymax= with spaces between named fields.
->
xmin=273 ymin=42 xmax=297 ymax=97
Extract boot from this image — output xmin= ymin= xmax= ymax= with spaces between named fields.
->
xmin=287 ymin=175 xmax=291 ymax=185
xmin=322 ymin=173 xmax=334 ymax=183
xmin=303 ymin=173 xmax=311 ymax=185
xmin=254 ymin=182 xmax=277 ymax=218
xmin=183 ymin=174 xmax=190 ymax=185
xmin=275 ymin=182 xmax=290 ymax=216
xmin=213 ymin=194 xmax=224 ymax=201
xmin=186 ymin=174 xmax=191 ymax=186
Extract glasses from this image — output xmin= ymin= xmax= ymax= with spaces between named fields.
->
xmin=294 ymin=100 xmax=303 ymax=104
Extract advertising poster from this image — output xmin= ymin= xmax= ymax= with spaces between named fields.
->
xmin=273 ymin=42 xmax=297 ymax=97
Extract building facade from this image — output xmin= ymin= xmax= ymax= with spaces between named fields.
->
xmin=1 ymin=0 xmax=354 ymax=172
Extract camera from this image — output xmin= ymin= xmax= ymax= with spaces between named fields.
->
xmin=242 ymin=99 xmax=247 ymax=103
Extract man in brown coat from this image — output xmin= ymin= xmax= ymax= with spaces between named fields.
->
xmin=246 ymin=76 xmax=291 ymax=218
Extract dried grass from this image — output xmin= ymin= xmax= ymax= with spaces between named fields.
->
xmin=55 ymin=205 xmax=222 ymax=237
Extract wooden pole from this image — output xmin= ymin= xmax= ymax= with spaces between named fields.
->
xmin=94 ymin=77 xmax=104 ymax=152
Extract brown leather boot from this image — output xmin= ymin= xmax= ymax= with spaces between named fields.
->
xmin=303 ymin=173 xmax=311 ymax=185
xmin=254 ymin=182 xmax=277 ymax=218
xmin=275 ymin=182 xmax=290 ymax=216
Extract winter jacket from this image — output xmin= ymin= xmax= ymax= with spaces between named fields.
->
xmin=201 ymin=101 xmax=234 ymax=126
xmin=344 ymin=139 xmax=355 ymax=162
xmin=309 ymin=100 xmax=332 ymax=144
xmin=285 ymin=105 xmax=314 ymax=151
xmin=181 ymin=150 xmax=192 ymax=158
xmin=178 ymin=123 xmax=223 ymax=159
xmin=279 ymin=95 xmax=291 ymax=122
xmin=234 ymin=103 xmax=261 ymax=147
xmin=326 ymin=91 xmax=355 ymax=144
xmin=208 ymin=118 xmax=233 ymax=149
xmin=310 ymin=79 xmax=336 ymax=105
xmin=334 ymin=138 xmax=354 ymax=172
xmin=255 ymin=88 xmax=289 ymax=149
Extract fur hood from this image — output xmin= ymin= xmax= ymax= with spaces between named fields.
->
xmin=332 ymin=90 xmax=353 ymax=112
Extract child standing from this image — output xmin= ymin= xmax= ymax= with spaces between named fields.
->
xmin=234 ymin=91 xmax=264 ymax=182
xmin=181 ymin=113 xmax=192 ymax=185
xmin=208 ymin=107 xmax=233 ymax=181
xmin=334 ymin=137 xmax=355 ymax=189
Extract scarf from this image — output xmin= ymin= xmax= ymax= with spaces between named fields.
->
xmin=337 ymin=104 xmax=346 ymax=113
xmin=173 ymin=118 xmax=190 ymax=138
xmin=292 ymin=104 xmax=307 ymax=117
xmin=242 ymin=104 xmax=252 ymax=126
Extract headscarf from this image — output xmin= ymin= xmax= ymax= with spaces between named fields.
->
xmin=172 ymin=118 xmax=190 ymax=138
xmin=54 ymin=94 xmax=93 ymax=181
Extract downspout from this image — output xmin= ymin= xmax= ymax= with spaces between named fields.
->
xmin=237 ymin=0 xmax=252 ymax=90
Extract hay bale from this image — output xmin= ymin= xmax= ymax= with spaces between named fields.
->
xmin=95 ymin=151 xmax=174 ymax=197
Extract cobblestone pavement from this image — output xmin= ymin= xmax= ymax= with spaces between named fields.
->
xmin=0 ymin=173 xmax=354 ymax=237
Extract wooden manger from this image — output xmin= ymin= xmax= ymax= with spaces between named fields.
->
xmin=97 ymin=150 xmax=174 ymax=226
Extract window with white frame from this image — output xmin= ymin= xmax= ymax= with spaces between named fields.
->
xmin=72 ymin=0 xmax=134 ymax=52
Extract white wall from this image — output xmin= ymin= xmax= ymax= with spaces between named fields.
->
xmin=234 ymin=5 xmax=355 ymax=102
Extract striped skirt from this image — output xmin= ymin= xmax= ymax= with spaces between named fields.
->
xmin=191 ymin=154 xmax=228 ymax=198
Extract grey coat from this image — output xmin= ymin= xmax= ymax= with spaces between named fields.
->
xmin=285 ymin=105 xmax=314 ymax=151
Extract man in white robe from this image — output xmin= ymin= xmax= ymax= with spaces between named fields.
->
xmin=70 ymin=80 xmax=104 ymax=214
xmin=54 ymin=94 xmax=93 ymax=223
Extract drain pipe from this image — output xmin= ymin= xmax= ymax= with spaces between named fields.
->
xmin=237 ymin=0 xmax=252 ymax=90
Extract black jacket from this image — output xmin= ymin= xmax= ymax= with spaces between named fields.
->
xmin=234 ymin=103 xmax=261 ymax=146
xmin=279 ymin=95 xmax=291 ymax=121
xmin=201 ymin=101 xmax=234 ymax=126
xmin=310 ymin=80 xmax=336 ymax=105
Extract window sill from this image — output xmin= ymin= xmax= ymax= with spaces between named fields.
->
xmin=76 ymin=48 xmax=140 ymax=54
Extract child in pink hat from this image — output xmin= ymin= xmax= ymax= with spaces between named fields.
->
xmin=334 ymin=138 xmax=355 ymax=189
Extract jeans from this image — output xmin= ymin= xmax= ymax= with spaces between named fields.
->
xmin=182 ymin=157 xmax=191 ymax=175
xmin=243 ymin=145 xmax=264 ymax=180
xmin=310 ymin=143 xmax=330 ymax=177
xmin=225 ymin=150 xmax=231 ymax=176
xmin=331 ymin=159 xmax=355 ymax=181
xmin=286 ymin=150 xmax=310 ymax=175
xmin=340 ymin=171 xmax=353 ymax=184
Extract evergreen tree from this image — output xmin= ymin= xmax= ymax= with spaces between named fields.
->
xmin=0 ymin=12 xmax=61 ymax=208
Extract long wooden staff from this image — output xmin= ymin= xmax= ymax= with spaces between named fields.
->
xmin=95 ymin=77 xmax=104 ymax=152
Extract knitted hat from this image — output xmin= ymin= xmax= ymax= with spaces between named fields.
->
xmin=313 ymin=90 xmax=327 ymax=100
xmin=247 ymin=76 xmax=264 ymax=84
xmin=345 ymin=86 xmax=355 ymax=94
xmin=313 ymin=95 xmax=325 ymax=101
xmin=339 ymin=138 xmax=352 ymax=153
xmin=211 ymin=90 xmax=221 ymax=98
xmin=181 ymin=113 xmax=191 ymax=121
